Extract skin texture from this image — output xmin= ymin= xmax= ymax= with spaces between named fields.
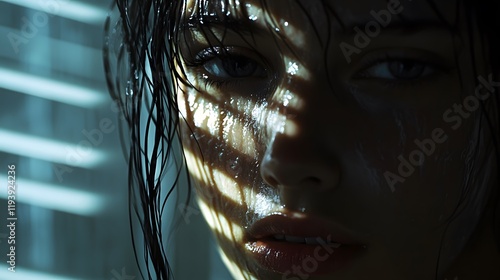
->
xmin=174 ymin=0 xmax=500 ymax=279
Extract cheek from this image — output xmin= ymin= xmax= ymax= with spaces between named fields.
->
xmin=367 ymin=110 xmax=469 ymax=216
xmin=332 ymin=98 xmax=474 ymax=244
xmin=176 ymin=88 xmax=271 ymax=223
xmin=177 ymin=88 xmax=283 ymax=276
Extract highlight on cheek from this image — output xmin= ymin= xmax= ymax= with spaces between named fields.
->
xmin=280 ymin=21 xmax=306 ymax=49
xmin=185 ymin=141 xmax=284 ymax=218
xmin=184 ymin=149 xmax=246 ymax=207
xmin=192 ymin=97 xmax=220 ymax=135
xmin=183 ymin=149 xmax=214 ymax=187
xmin=262 ymin=88 xmax=303 ymax=137
xmin=186 ymin=140 xmax=284 ymax=214
xmin=221 ymin=111 xmax=259 ymax=158
xmin=261 ymin=109 xmax=299 ymax=137
xmin=272 ymin=75 xmax=306 ymax=112
xmin=198 ymin=197 xmax=245 ymax=243
xmin=219 ymin=247 xmax=258 ymax=280
xmin=212 ymin=168 xmax=246 ymax=206
xmin=198 ymin=198 xmax=252 ymax=280
xmin=284 ymin=56 xmax=310 ymax=80
xmin=185 ymin=90 xmax=259 ymax=158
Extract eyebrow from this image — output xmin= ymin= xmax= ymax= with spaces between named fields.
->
xmin=182 ymin=13 xmax=453 ymax=41
xmin=182 ymin=14 xmax=267 ymax=34
xmin=340 ymin=19 xmax=452 ymax=35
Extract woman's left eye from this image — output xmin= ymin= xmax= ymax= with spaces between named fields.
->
xmin=203 ymin=55 xmax=267 ymax=79
xmin=357 ymin=60 xmax=436 ymax=80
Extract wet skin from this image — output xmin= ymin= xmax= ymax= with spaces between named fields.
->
xmin=174 ymin=0 xmax=500 ymax=279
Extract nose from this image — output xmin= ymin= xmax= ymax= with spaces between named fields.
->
xmin=260 ymin=135 xmax=341 ymax=192
xmin=259 ymin=79 xmax=341 ymax=192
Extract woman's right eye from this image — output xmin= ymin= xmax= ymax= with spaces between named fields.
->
xmin=203 ymin=55 xmax=267 ymax=79
xmin=186 ymin=47 xmax=269 ymax=88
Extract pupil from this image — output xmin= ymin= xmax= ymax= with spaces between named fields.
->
xmin=223 ymin=57 xmax=255 ymax=77
xmin=390 ymin=61 xmax=424 ymax=79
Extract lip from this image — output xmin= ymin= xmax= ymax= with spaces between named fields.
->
xmin=244 ymin=213 xmax=368 ymax=276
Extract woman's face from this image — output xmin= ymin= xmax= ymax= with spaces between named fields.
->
xmin=175 ymin=0 xmax=498 ymax=279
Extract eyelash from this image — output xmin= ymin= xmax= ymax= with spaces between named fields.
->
xmin=185 ymin=49 xmax=448 ymax=91
xmin=204 ymin=78 xmax=241 ymax=89
xmin=186 ymin=47 xmax=262 ymax=90
xmin=353 ymin=53 xmax=447 ymax=88
xmin=188 ymin=48 xmax=221 ymax=66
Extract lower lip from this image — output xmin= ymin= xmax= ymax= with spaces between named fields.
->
xmin=246 ymin=239 xmax=366 ymax=276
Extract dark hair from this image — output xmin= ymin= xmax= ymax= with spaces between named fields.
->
xmin=103 ymin=1 xmax=500 ymax=279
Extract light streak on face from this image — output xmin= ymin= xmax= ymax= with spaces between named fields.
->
xmin=173 ymin=0 xmax=500 ymax=279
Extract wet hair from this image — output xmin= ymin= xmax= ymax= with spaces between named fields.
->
xmin=103 ymin=0 xmax=500 ymax=279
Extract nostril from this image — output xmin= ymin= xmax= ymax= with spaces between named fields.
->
xmin=264 ymin=175 xmax=279 ymax=187
xmin=302 ymin=177 xmax=321 ymax=186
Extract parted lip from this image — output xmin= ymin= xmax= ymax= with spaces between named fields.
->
xmin=245 ymin=212 xmax=367 ymax=245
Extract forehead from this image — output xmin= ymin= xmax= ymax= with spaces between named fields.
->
xmin=181 ymin=0 xmax=461 ymax=66
xmin=183 ymin=0 xmax=459 ymax=31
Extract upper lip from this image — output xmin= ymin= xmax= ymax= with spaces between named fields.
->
xmin=246 ymin=212 xmax=366 ymax=245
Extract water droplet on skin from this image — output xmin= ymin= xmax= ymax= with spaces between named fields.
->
xmin=287 ymin=62 xmax=299 ymax=76
xmin=218 ymin=150 xmax=225 ymax=161
xmin=226 ymin=157 xmax=241 ymax=178
xmin=279 ymin=19 xmax=289 ymax=28
xmin=283 ymin=90 xmax=292 ymax=107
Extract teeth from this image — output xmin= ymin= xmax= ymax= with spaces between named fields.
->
xmin=285 ymin=235 xmax=305 ymax=243
xmin=272 ymin=235 xmax=342 ymax=247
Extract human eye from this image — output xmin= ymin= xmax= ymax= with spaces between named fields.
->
xmin=185 ymin=46 xmax=269 ymax=89
xmin=352 ymin=52 xmax=451 ymax=86
xmin=358 ymin=59 xmax=433 ymax=80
